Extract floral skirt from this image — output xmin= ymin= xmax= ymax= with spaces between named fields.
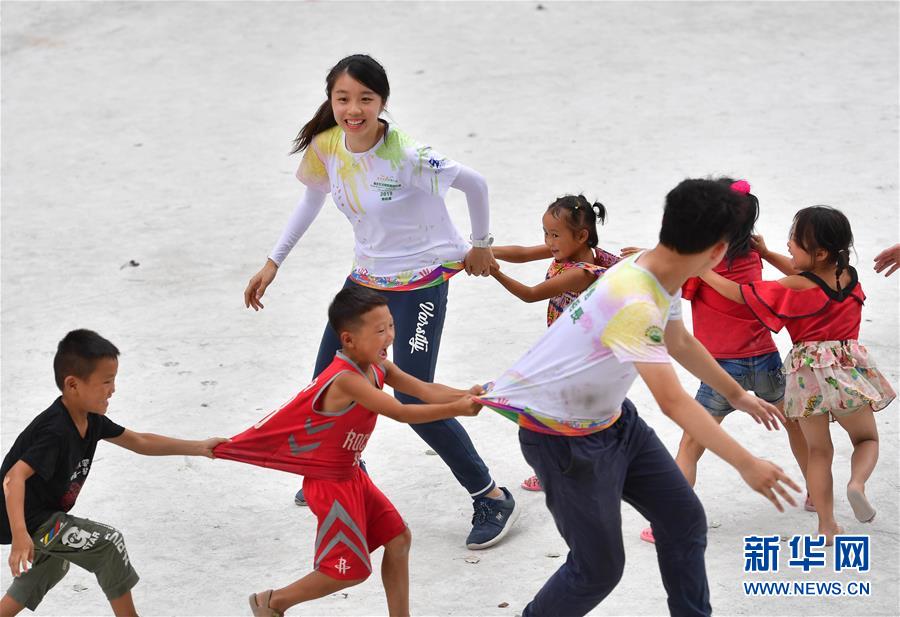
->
xmin=784 ymin=340 xmax=896 ymax=420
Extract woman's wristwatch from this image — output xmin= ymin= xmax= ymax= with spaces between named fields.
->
xmin=470 ymin=233 xmax=494 ymax=248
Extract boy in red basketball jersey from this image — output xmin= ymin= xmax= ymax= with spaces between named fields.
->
xmin=215 ymin=287 xmax=483 ymax=617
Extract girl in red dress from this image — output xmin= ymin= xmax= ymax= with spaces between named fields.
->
xmin=701 ymin=206 xmax=895 ymax=543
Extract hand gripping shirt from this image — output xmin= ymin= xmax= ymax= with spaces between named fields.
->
xmin=214 ymin=352 xmax=386 ymax=481
xmin=477 ymin=253 xmax=682 ymax=435
xmin=296 ymin=124 xmax=470 ymax=289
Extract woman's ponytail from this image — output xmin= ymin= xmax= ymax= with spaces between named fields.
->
xmin=290 ymin=99 xmax=336 ymax=155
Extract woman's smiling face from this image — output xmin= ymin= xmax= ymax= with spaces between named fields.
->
xmin=331 ymin=71 xmax=384 ymax=149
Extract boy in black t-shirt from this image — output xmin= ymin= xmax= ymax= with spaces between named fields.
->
xmin=1 ymin=330 xmax=227 ymax=616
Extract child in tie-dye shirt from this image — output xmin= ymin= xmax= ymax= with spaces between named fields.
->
xmin=477 ymin=179 xmax=800 ymax=617
xmin=490 ymin=194 xmax=620 ymax=490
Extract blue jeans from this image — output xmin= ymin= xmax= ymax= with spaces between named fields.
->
xmin=695 ymin=351 xmax=785 ymax=417
xmin=314 ymin=278 xmax=496 ymax=498
xmin=519 ymin=400 xmax=710 ymax=617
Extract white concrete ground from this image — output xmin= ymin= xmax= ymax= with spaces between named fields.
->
xmin=1 ymin=2 xmax=898 ymax=616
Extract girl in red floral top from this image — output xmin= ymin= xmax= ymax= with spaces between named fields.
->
xmin=490 ymin=194 xmax=620 ymax=490
xmin=702 ymin=206 xmax=895 ymax=543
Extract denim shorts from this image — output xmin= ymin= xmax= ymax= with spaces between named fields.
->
xmin=695 ymin=351 xmax=785 ymax=417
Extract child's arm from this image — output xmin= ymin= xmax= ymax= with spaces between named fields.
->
xmin=752 ymin=234 xmax=798 ymax=276
xmin=634 ymin=362 xmax=800 ymax=511
xmin=383 ymin=361 xmax=484 ymax=404
xmin=664 ymin=319 xmax=784 ymax=429
xmin=333 ymin=372 xmax=481 ymax=423
xmin=491 ymin=266 xmax=595 ymax=303
xmin=491 ymin=244 xmax=551 ymax=263
xmin=698 ymin=269 xmax=745 ymax=304
xmin=3 ymin=461 xmax=36 ymax=576
xmin=106 ymin=430 xmax=229 ymax=458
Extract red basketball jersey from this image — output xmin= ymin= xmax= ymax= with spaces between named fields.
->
xmin=214 ymin=352 xmax=386 ymax=481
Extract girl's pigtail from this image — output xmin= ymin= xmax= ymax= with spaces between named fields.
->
xmin=592 ymin=201 xmax=607 ymax=225
xmin=835 ymin=248 xmax=850 ymax=294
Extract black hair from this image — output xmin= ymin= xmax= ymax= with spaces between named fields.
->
xmin=545 ymin=194 xmax=608 ymax=248
xmin=659 ymin=179 xmax=751 ymax=255
xmin=328 ymin=286 xmax=389 ymax=333
xmin=791 ymin=205 xmax=854 ymax=293
xmin=53 ymin=329 xmax=119 ymax=390
xmin=715 ymin=177 xmax=760 ymax=267
xmin=290 ymin=54 xmax=390 ymax=155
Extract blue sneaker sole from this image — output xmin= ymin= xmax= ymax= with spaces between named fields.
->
xmin=466 ymin=500 xmax=520 ymax=550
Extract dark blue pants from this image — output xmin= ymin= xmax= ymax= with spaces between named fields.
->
xmin=314 ymin=278 xmax=495 ymax=498
xmin=519 ymin=400 xmax=710 ymax=617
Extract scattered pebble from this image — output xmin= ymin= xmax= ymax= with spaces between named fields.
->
xmin=780 ymin=535 xmax=789 ymax=542
xmin=545 ymin=552 xmax=560 ymax=558
xmin=464 ymin=556 xmax=480 ymax=564
xmin=536 ymin=3 xmax=545 ymax=9
xmin=709 ymin=521 xmax=721 ymax=529
xmin=201 ymin=380 xmax=218 ymax=386
xmin=201 ymin=403 xmax=209 ymax=408
xmin=425 ymin=449 xmax=437 ymax=455
xmin=119 ymin=259 xmax=140 ymax=270
xmin=498 ymin=602 xmax=509 ymax=608
xmin=73 ymin=584 xmax=88 ymax=592
xmin=163 ymin=361 xmax=179 ymax=367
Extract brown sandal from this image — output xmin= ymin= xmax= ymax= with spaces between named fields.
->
xmin=248 ymin=589 xmax=283 ymax=617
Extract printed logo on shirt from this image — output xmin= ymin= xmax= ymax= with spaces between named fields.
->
xmin=409 ymin=302 xmax=435 ymax=354
xmin=61 ymin=525 xmax=101 ymax=550
xmin=342 ymin=429 xmax=372 ymax=466
xmin=372 ymin=176 xmax=401 ymax=201
xmin=645 ymin=326 xmax=664 ymax=344
xmin=68 ymin=458 xmax=91 ymax=481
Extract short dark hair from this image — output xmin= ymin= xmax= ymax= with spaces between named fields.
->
xmin=659 ymin=179 xmax=750 ymax=254
xmin=328 ymin=286 xmax=389 ymax=333
xmin=546 ymin=194 xmax=608 ymax=248
xmin=53 ymin=329 xmax=120 ymax=390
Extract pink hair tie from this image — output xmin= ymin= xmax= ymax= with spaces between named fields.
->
xmin=730 ymin=179 xmax=751 ymax=194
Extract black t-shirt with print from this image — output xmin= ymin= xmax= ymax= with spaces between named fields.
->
xmin=0 ymin=397 xmax=125 ymax=543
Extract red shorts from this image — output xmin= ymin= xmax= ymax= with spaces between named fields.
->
xmin=303 ymin=469 xmax=406 ymax=581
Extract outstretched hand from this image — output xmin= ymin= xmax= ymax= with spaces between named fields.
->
xmin=244 ymin=260 xmax=278 ymax=311
xmin=728 ymin=391 xmax=785 ymax=431
xmin=873 ymin=243 xmax=900 ymax=277
xmin=620 ymin=246 xmax=644 ymax=258
xmin=739 ymin=457 xmax=801 ymax=512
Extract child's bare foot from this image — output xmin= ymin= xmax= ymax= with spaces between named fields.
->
xmin=847 ymin=484 xmax=876 ymax=523
xmin=820 ymin=523 xmax=844 ymax=546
